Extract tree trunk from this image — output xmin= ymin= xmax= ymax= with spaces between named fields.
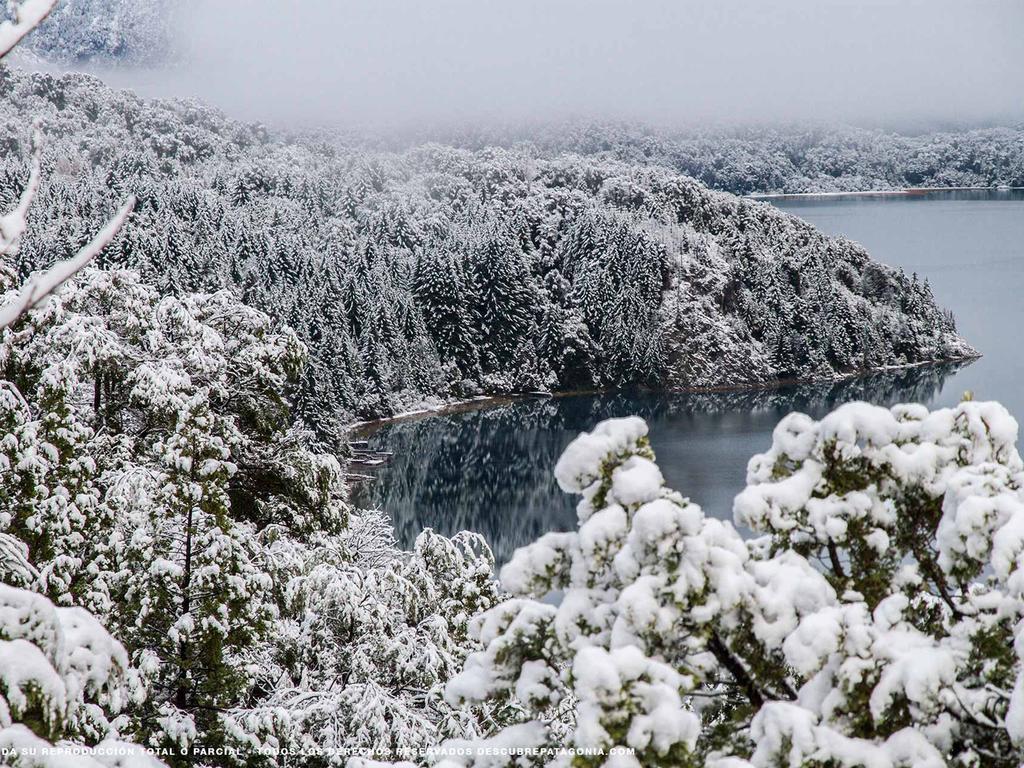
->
xmin=175 ymin=501 xmax=194 ymax=710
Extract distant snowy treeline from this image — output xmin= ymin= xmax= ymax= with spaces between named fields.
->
xmin=0 ymin=67 xmax=973 ymax=438
xmin=380 ymin=121 xmax=1024 ymax=195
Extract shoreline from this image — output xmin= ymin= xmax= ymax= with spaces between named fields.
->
xmin=346 ymin=353 xmax=981 ymax=439
xmin=346 ymin=394 xmax=529 ymax=438
xmin=750 ymin=185 xmax=1023 ymax=201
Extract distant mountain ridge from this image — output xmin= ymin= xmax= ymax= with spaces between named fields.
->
xmin=0 ymin=66 xmax=976 ymax=436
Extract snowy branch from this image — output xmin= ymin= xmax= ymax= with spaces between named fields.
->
xmin=0 ymin=0 xmax=56 ymax=58
xmin=0 ymin=195 xmax=136 ymax=329
xmin=0 ymin=123 xmax=41 ymax=258
xmin=0 ymin=120 xmax=135 ymax=331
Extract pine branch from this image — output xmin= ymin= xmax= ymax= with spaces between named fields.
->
xmin=707 ymin=631 xmax=767 ymax=709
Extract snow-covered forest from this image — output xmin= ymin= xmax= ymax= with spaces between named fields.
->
xmin=0 ymin=267 xmax=505 ymax=764
xmin=0 ymin=66 xmax=974 ymax=435
xmin=1 ymin=0 xmax=1024 ymax=766
xmin=423 ymin=121 xmax=1024 ymax=196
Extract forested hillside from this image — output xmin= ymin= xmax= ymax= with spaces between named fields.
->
xmin=0 ymin=66 xmax=973 ymax=439
xmin=395 ymin=121 xmax=1024 ymax=195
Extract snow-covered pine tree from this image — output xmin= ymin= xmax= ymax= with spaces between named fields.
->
xmin=0 ymin=269 xmax=304 ymax=756
xmin=359 ymin=309 xmax=398 ymax=416
xmin=0 ymin=3 xmax=160 ymax=764
xmin=440 ymin=400 xmax=1024 ymax=767
xmin=468 ymin=228 xmax=537 ymax=379
xmin=536 ymin=269 xmax=596 ymax=389
xmin=413 ymin=243 xmax=480 ymax=384
xmin=0 ymin=334 xmax=111 ymax=613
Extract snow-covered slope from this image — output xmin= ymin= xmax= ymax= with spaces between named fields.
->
xmin=0 ymin=67 xmax=975 ymax=433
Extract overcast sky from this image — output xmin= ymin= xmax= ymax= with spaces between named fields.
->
xmin=149 ymin=0 xmax=1024 ymax=129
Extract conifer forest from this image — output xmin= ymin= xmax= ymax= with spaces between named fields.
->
xmin=0 ymin=2 xmax=1023 ymax=767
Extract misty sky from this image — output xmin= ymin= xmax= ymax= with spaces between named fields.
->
xmin=144 ymin=0 xmax=1024 ymax=128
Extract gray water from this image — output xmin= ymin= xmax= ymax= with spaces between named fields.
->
xmin=775 ymin=190 xmax=1024 ymax=417
xmin=353 ymin=190 xmax=1024 ymax=564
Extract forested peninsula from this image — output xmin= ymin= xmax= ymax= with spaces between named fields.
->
xmin=0 ymin=68 xmax=975 ymax=436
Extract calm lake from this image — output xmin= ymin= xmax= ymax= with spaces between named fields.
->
xmin=352 ymin=190 xmax=1024 ymax=564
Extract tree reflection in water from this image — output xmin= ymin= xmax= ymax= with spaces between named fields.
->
xmin=351 ymin=362 xmax=968 ymax=565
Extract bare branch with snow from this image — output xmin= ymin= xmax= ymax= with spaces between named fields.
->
xmin=0 ymin=123 xmax=41 ymax=258
xmin=0 ymin=0 xmax=56 ymax=58
xmin=0 ymin=195 xmax=136 ymax=329
xmin=0 ymin=1 xmax=136 ymax=331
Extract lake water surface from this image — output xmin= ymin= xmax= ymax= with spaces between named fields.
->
xmin=353 ymin=190 xmax=1024 ymax=564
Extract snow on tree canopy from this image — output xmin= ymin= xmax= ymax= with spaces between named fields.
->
xmin=0 ymin=66 xmax=975 ymax=436
xmin=448 ymin=120 xmax=1024 ymax=195
xmin=0 ymin=583 xmax=164 ymax=766
xmin=553 ymin=416 xmax=650 ymax=494
xmin=0 ymin=264 xmax=509 ymax=764
xmin=439 ymin=401 xmax=1024 ymax=767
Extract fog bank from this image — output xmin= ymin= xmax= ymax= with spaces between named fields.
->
xmin=103 ymin=0 xmax=1024 ymax=128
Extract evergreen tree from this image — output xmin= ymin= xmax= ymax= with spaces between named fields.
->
xmin=414 ymin=245 xmax=480 ymax=380
xmin=443 ymin=402 xmax=1024 ymax=767
xmin=469 ymin=229 xmax=537 ymax=376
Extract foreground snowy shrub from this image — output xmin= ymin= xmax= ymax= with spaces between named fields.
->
xmin=0 ymin=579 xmax=163 ymax=767
xmin=0 ymin=266 xmax=502 ymax=766
xmin=231 ymin=525 xmax=502 ymax=763
xmin=0 ymin=268 xmax=308 ymax=752
xmin=444 ymin=401 xmax=1024 ymax=767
